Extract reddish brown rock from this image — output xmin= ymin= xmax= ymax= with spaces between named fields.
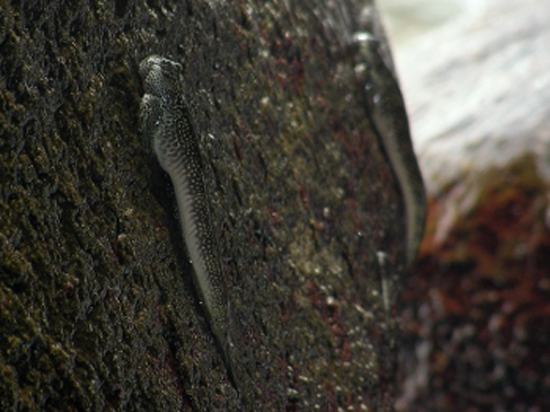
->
xmin=397 ymin=0 xmax=550 ymax=410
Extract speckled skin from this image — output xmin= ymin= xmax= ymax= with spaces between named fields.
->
xmin=353 ymin=33 xmax=427 ymax=268
xmin=139 ymin=56 xmax=238 ymax=394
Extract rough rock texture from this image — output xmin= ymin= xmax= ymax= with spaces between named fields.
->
xmin=396 ymin=0 xmax=550 ymax=410
xmin=1 ymin=1 xmax=409 ymax=410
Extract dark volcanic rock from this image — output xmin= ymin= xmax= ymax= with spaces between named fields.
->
xmin=0 ymin=0 xmax=411 ymax=410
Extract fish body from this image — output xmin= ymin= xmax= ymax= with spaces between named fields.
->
xmin=353 ymin=33 xmax=427 ymax=268
xmin=139 ymin=55 xmax=239 ymax=394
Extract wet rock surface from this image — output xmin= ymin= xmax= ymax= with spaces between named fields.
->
xmin=0 ymin=1 xmax=409 ymax=410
